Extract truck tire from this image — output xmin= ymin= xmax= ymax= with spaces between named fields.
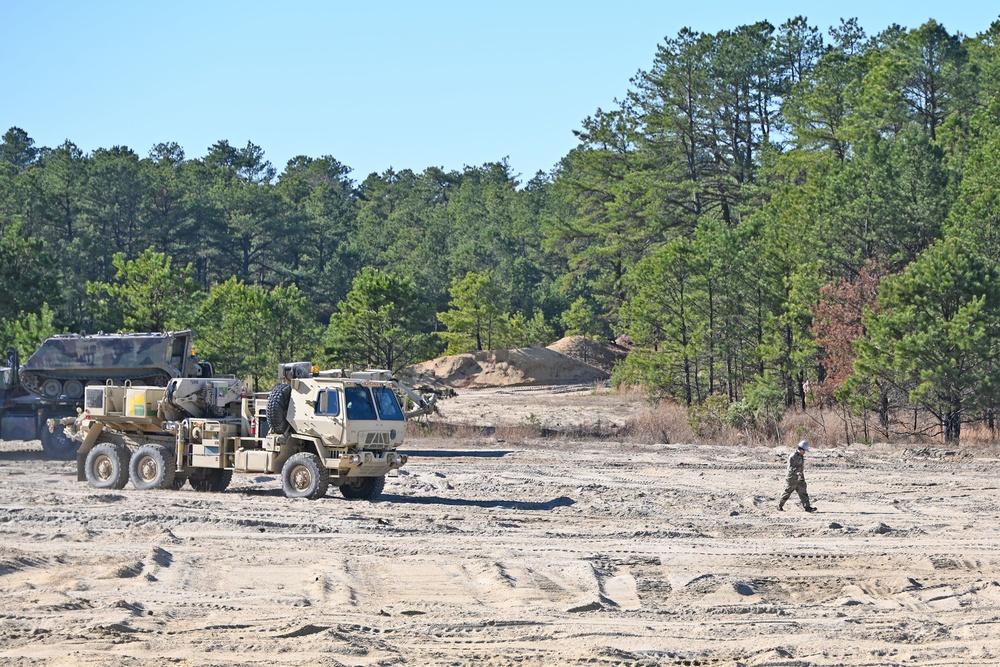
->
xmin=266 ymin=383 xmax=292 ymax=434
xmin=130 ymin=444 xmax=176 ymax=490
xmin=339 ymin=475 xmax=385 ymax=501
xmin=40 ymin=424 xmax=78 ymax=461
xmin=189 ymin=469 xmax=232 ymax=493
xmin=84 ymin=443 xmax=131 ymax=490
xmin=281 ymin=452 xmax=329 ymax=500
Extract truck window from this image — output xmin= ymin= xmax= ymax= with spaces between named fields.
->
xmin=345 ymin=386 xmax=377 ymax=420
xmin=316 ymin=388 xmax=340 ymax=416
xmin=372 ymin=387 xmax=404 ymax=421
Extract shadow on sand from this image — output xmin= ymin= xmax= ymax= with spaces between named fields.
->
xmin=400 ymin=449 xmax=515 ymax=458
xmin=378 ymin=494 xmax=575 ymax=511
xmin=0 ymin=446 xmax=56 ymax=462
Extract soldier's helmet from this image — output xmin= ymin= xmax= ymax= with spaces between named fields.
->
xmin=798 ymin=440 xmax=810 ymax=451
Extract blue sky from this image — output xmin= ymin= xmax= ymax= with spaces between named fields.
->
xmin=2 ymin=1 xmax=997 ymax=182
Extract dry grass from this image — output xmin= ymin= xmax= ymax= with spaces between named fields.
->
xmin=620 ymin=402 xmax=694 ymax=444
xmin=775 ymin=407 xmax=1000 ymax=449
xmin=409 ymin=385 xmax=1000 ymax=450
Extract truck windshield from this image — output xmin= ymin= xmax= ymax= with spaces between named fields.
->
xmin=345 ymin=386 xmax=377 ymax=420
xmin=372 ymin=387 xmax=404 ymax=421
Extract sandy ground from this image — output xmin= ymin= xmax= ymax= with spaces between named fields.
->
xmin=3 ymin=387 xmax=1000 ymax=666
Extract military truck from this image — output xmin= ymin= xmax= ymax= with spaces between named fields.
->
xmin=62 ymin=362 xmax=435 ymax=501
xmin=1 ymin=330 xmax=211 ymax=460
xmin=0 ymin=347 xmax=79 ymax=459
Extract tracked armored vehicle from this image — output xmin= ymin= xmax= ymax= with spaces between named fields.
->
xmin=19 ymin=330 xmax=210 ymax=401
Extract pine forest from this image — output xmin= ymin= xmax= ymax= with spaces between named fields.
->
xmin=3 ymin=17 xmax=1000 ymax=444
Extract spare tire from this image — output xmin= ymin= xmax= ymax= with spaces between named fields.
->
xmin=266 ymin=383 xmax=292 ymax=435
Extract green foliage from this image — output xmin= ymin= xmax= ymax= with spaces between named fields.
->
xmin=1 ymin=15 xmax=1000 ymax=447
xmin=192 ymin=278 xmax=320 ymax=391
xmin=0 ymin=127 xmax=39 ymax=170
xmin=853 ymin=238 xmax=1000 ymax=443
xmin=727 ymin=374 xmax=787 ymax=440
xmin=687 ymin=394 xmax=732 ymax=438
xmin=268 ymin=284 xmax=323 ymax=371
xmin=619 ymin=237 xmax=703 ymax=405
xmin=321 ymin=268 xmax=438 ymax=372
xmin=0 ymin=304 xmax=59 ymax=360
xmin=561 ymin=297 xmax=605 ymax=339
xmin=86 ymin=248 xmax=198 ymax=332
xmin=438 ymin=271 xmax=511 ymax=354
xmin=0 ymin=222 xmax=60 ymax=324
xmin=275 ymin=155 xmax=357 ymax=316
xmin=611 ymin=349 xmax=676 ymax=402
xmin=945 ymin=125 xmax=1000 ymax=263
xmin=506 ymin=310 xmax=557 ymax=348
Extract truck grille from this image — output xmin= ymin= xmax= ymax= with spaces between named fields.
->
xmin=363 ymin=431 xmax=390 ymax=446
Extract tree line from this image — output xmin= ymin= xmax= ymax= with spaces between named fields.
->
xmin=3 ymin=16 xmax=1000 ymax=443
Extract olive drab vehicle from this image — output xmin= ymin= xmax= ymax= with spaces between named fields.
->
xmin=60 ymin=362 xmax=436 ymax=501
xmin=19 ymin=330 xmax=211 ymax=401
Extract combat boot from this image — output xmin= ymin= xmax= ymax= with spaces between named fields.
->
xmin=805 ymin=506 xmax=817 ymax=513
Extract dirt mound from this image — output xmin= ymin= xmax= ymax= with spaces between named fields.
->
xmin=546 ymin=336 xmax=628 ymax=373
xmin=408 ymin=346 xmax=609 ymax=389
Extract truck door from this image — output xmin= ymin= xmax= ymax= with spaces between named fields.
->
xmin=315 ymin=387 xmax=345 ymax=445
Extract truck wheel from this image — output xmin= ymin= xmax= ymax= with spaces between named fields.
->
xmin=189 ymin=469 xmax=232 ymax=493
xmin=84 ymin=443 xmax=131 ymax=490
xmin=339 ymin=475 xmax=386 ymax=501
xmin=266 ymin=383 xmax=292 ymax=434
xmin=40 ymin=425 xmax=78 ymax=461
xmin=171 ymin=475 xmax=188 ymax=490
xmin=281 ymin=452 xmax=329 ymax=499
xmin=130 ymin=444 xmax=176 ymax=490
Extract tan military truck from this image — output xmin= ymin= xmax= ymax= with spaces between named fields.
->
xmin=60 ymin=362 xmax=435 ymax=501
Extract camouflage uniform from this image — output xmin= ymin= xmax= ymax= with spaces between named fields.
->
xmin=779 ymin=446 xmax=816 ymax=512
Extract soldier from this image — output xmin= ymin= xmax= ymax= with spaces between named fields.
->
xmin=778 ymin=440 xmax=817 ymax=512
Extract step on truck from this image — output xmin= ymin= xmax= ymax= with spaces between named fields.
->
xmin=59 ymin=362 xmax=435 ymax=501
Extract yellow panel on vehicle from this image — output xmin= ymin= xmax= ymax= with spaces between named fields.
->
xmin=128 ymin=390 xmax=147 ymax=417
xmin=123 ymin=387 xmax=163 ymax=419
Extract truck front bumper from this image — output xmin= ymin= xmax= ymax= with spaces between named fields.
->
xmin=338 ymin=450 xmax=407 ymax=476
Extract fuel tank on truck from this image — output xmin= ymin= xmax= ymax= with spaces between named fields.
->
xmin=19 ymin=330 xmax=211 ymax=401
